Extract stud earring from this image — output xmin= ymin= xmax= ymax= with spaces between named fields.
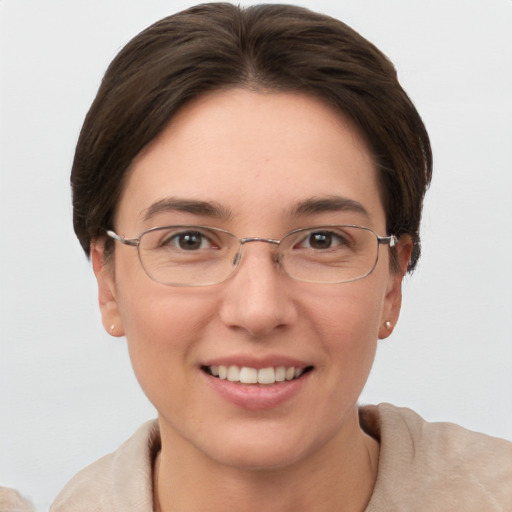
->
xmin=384 ymin=321 xmax=392 ymax=330
xmin=110 ymin=324 xmax=115 ymax=334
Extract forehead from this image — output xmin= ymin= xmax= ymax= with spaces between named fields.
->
xmin=117 ymin=89 xmax=385 ymax=232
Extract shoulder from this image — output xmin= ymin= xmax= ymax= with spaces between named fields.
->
xmin=50 ymin=420 xmax=159 ymax=512
xmin=0 ymin=487 xmax=35 ymax=512
xmin=362 ymin=403 xmax=512 ymax=511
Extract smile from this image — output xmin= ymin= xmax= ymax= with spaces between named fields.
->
xmin=202 ymin=365 xmax=313 ymax=385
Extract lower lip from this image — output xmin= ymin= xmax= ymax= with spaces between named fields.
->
xmin=202 ymin=370 xmax=311 ymax=411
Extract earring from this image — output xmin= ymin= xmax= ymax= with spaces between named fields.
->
xmin=384 ymin=321 xmax=392 ymax=330
xmin=110 ymin=324 xmax=115 ymax=334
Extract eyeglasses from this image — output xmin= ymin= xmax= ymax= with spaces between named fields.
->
xmin=106 ymin=225 xmax=397 ymax=286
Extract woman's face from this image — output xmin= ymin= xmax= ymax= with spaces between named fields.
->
xmin=93 ymin=89 xmax=410 ymax=470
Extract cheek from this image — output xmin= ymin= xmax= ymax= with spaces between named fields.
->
xmin=113 ymin=249 xmax=215 ymax=356
xmin=307 ymin=279 xmax=386 ymax=382
xmin=310 ymin=277 xmax=385 ymax=345
xmin=114 ymin=280 xmax=218 ymax=402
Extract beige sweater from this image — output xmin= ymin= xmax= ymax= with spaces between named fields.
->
xmin=51 ymin=403 xmax=512 ymax=511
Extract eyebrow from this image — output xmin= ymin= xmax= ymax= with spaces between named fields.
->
xmin=142 ymin=197 xmax=232 ymax=222
xmin=287 ymin=196 xmax=370 ymax=219
xmin=142 ymin=195 xmax=369 ymax=223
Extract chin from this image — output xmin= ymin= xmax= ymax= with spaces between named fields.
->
xmin=194 ymin=420 xmax=333 ymax=473
xmin=211 ymin=442 xmax=308 ymax=472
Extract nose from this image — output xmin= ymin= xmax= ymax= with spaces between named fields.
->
xmin=219 ymin=243 xmax=298 ymax=338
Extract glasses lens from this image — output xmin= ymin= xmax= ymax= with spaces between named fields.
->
xmin=280 ymin=226 xmax=379 ymax=283
xmin=138 ymin=226 xmax=239 ymax=286
xmin=134 ymin=225 xmax=381 ymax=286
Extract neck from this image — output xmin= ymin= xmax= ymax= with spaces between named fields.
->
xmin=154 ymin=410 xmax=379 ymax=512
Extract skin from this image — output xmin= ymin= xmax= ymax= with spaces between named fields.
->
xmin=92 ymin=89 xmax=412 ymax=511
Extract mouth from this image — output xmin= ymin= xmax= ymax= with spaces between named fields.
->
xmin=201 ymin=365 xmax=314 ymax=385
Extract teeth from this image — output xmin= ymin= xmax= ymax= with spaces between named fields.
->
xmin=210 ymin=365 xmax=306 ymax=385
xmin=275 ymin=366 xmax=286 ymax=382
xmin=227 ymin=365 xmax=240 ymax=382
xmin=257 ymin=367 xmax=275 ymax=385
xmin=240 ymin=367 xmax=258 ymax=384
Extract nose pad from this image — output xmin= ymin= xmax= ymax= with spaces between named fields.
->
xmin=231 ymin=246 xmax=281 ymax=273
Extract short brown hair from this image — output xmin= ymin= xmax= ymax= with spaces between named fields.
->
xmin=72 ymin=2 xmax=432 ymax=270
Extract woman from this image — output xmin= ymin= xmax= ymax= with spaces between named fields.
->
xmin=51 ymin=3 xmax=511 ymax=510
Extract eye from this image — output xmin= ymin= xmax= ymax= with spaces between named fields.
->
xmin=297 ymin=230 xmax=348 ymax=250
xmin=162 ymin=230 xmax=216 ymax=251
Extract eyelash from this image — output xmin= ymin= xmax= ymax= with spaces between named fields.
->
xmin=295 ymin=231 xmax=350 ymax=250
xmin=160 ymin=230 xmax=218 ymax=250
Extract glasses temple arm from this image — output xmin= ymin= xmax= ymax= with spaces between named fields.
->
xmin=378 ymin=235 xmax=398 ymax=248
xmin=105 ymin=229 xmax=139 ymax=247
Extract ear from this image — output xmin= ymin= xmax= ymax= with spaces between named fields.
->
xmin=91 ymin=240 xmax=125 ymax=337
xmin=378 ymin=235 xmax=413 ymax=340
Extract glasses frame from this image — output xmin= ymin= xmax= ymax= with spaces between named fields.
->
xmin=105 ymin=225 xmax=397 ymax=286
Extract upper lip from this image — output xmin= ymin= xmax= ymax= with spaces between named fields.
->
xmin=200 ymin=355 xmax=312 ymax=370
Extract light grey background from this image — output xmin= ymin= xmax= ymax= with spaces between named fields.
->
xmin=1 ymin=1 xmax=511 ymax=510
